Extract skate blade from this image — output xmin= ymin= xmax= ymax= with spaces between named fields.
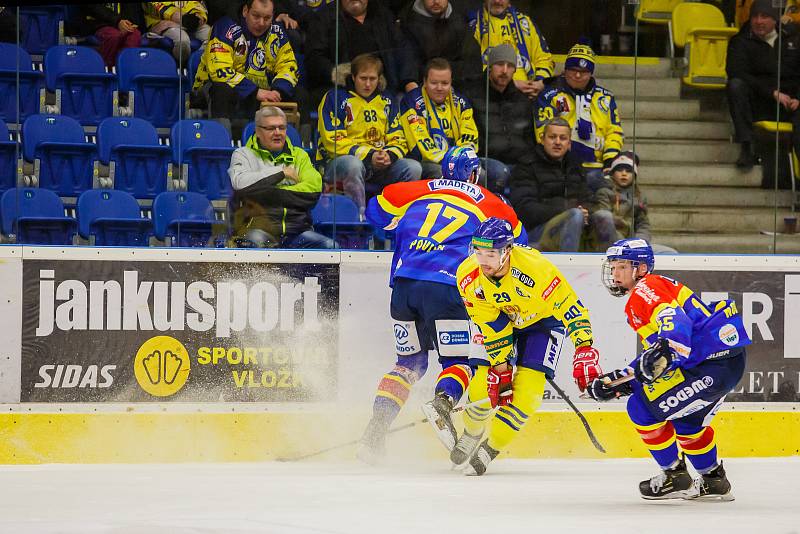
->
xmin=420 ymin=403 xmax=456 ymax=452
xmin=686 ymin=492 xmax=735 ymax=502
xmin=641 ymin=490 xmax=693 ymax=501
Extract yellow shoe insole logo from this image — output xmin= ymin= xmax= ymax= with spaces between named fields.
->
xmin=134 ymin=336 xmax=191 ymax=397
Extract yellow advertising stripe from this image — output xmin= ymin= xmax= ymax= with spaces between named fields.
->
xmin=0 ymin=411 xmax=796 ymax=464
xmin=552 ymin=54 xmax=662 ymax=66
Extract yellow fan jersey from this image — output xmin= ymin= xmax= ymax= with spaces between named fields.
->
xmin=456 ymin=245 xmax=593 ymax=365
xmin=193 ymin=17 xmax=298 ymax=98
xmin=317 ymin=87 xmax=407 ymax=162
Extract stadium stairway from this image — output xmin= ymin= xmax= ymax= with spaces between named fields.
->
xmin=561 ymin=56 xmax=800 ymax=254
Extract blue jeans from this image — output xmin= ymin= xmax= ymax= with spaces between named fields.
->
xmin=281 ymin=230 xmax=338 ymax=249
xmin=532 ymin=208 xmax=617 ymax=252
xmin=323 ymin=155 xmax=422 ymax=216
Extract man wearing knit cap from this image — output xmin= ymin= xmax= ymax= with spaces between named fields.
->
xmin=726 ymin=0 xmax=800 ymax=173
xmin=467 ymin=0 xmax=554 ymax=99
xmin=536 ymin=41 xmax=624 ymax=191
xmin=465 ymin=43 xmax=537 ymax=194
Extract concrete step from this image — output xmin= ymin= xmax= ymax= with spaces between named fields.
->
xmin=554 ymin=58 xmax=673 ymax=79
xmin=645 ymin=185 xmax=794 ymax=207
xmin=628 ymin=140 xmax=738 ymax=163
xmin=638 ymin=163 xmax=761 ymax=187
xmin=618 ymin=98 xmax=701 ymax=120
xmin=650 ymin=206 xmax=796 ymax=233
xmin=598 ymin=77 xmax=681 ymax=99
xmin=627 ymin=119 xmax=730 ymax=141
xmin=637 ymin=163 xmax=761 ymax=186
xmin=654 ymin=231 xmax=800 ymax=253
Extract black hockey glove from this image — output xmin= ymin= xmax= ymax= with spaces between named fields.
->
xmin=634 ymin=338 xmax=675 ymax=385
xmin=587 ymin=369 xmax=634 ymax=401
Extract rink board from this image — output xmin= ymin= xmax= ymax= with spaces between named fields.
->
xmin=0 ymin=247 xmax=798 ymax=463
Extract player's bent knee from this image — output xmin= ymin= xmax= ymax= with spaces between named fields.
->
xmin=396 ymin=352 xmax=429 ymax=381
xmin=510 ymin=367 xmax=546 ymax=415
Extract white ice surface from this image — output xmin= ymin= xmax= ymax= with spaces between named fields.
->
xmin=0 ymin=458 xmax=797 ymax=534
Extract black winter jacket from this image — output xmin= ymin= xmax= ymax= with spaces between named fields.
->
xmin=508 ymin=144 xmax=594 ymax=230
xmin=464 ymin=80 xmax=536 ymax=165
xmin=726 ymin=23 xmax=800 ymax=99
xmin=305 ymin=1 xmax=416 ymax=93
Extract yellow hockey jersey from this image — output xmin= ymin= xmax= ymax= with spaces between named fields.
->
xmin=144 ymin=1 xmax=207 ymax=30
xmin=317 ymin=86 xmax=407 ymax=162
xmin=457 ymin=245 xmax=593 ymax=365
xmin=536 ymin=77 xmax=623 ymax=167
xmin=193 ymin=17 xmax=298 ymax=98
xmin=468 ymin=6 xmax=554 ymax=82
xmin=399 ymin=87 xmax=479 ymax=163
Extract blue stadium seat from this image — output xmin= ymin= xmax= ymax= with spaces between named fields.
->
xmin=77 ymin=189 xmax=153 ymax=246
xmin=97 ymin=117 xmax=171 ymax=199
xmin=22 ymin=115 xmax=97 ymax=197
xmin=171 ymin=120 xmax=234 ymax=200
xmin=117 ymin=48 xmax=181 ymax=129
xmin=311 ymin=194 xmax=373 ymax=249
xmin=187 ymin=48 xmax=203 ymax=91
xmin=240 ymin=121 xmax=303 ymax=147
xmin=0 ymin=44 xmax=44 ymax=124
xmin=0 ymin=119 xmax=17 ymax=194
xmin=1 ymin=187 xmax=77 ymax=245
xmin=153 ymin=191 xmax=221 ymax=247
xmin=44 ymin=46 xmax=116 ymax=126
xmin=19 ymin=6 xmax=66 ymax=55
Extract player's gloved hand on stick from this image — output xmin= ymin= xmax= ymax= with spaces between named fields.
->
xmin=487 ymin=363 xmax=513 ymax=408
xmin=587 ymin=368 xmax=634 ymax=401
xmin=634 ymin=338 xmax=675 ymax=384
xmin=573 ymin=345 xmax=602 ymax=392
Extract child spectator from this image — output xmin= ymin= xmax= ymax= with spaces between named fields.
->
xmin=594 ymin=151 xmax=677 ymax=253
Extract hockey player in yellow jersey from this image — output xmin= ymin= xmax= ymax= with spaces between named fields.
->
xmin=454 ymin=217 xmax=602 ymax=475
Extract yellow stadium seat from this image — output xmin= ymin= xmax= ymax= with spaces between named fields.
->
xmin=635 ymin=0 xmax=684 ymax=24
xmin=672 ymin=3 xmax=737 ymax=89
xmin=755 ymin=121 xmax=799 ymax=210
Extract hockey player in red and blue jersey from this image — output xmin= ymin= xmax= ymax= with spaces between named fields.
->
xmin=357 ymin=146 xmax=527 ymax=463
xmin=589 ymin=239 xmax=751 ymax=501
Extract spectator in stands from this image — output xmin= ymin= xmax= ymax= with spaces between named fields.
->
xmin=206 ymin=0 xmax=310 ymax=50
xmin=594 ymin=151 xmax=677 ymax=254
xmin=726 ymin=0 xmax=800 ymax=170
xmin=465 ymin=44 xmax=536 ymax=194
xmin=305 ymin=0 xmax=417 ymax=99
xmin=468 ymin=0 xmax=554 ymax=100
xmin=228 ymin=106 xmax=335 ymax=249
xmin=193 ymin=0 xmax=299 ymax=136
xmin=400 ymin=58 xmax=479 ymax=179
xmin=508 ymin=117 xmax=615 ymax=252
xmin=317 ymin=54 xmax=422 ymax=218
xmin=399 ymin=0 xmax=482 ymax=83
xmin=537 ymin=42 xmax=624 ymax=191
xmin=144 ymin=1 xmax=211 ymax=64
xmin=64 ymin=4 xmax=143 ymax=67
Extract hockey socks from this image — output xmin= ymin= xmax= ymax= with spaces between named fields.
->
xmin=363 ymin=366 xmax=418 ymax=446
xmin=634 ymin=421 xmax=680 ymax=470
xmin=677 ymin=427 xmax=718 ymax=474
xmin=435 ymin=364 xmax=472 ymax=403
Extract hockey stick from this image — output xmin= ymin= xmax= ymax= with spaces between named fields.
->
xmin=546 ymin=378 xmax=606 ymax=454
xmin=274 ymin=397 xmax=491 ymax=462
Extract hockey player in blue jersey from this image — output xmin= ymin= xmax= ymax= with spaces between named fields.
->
xmin=357 ymin=146 xmax=527 ymax=462
xmin=588 ymin=239 xmax=751 ymax=500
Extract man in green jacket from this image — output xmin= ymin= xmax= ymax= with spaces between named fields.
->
xmin=228 ymin=106 xmax=337 ymax=248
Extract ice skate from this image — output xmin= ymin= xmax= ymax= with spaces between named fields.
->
xmin=463 ymin=439 xmax=499 ymax=476
xmin=421 ymin=393 xmax=457 ymax=452
xmin=450 ymin=430 xmax=483 ymax=467
xmin=686 ymin=462 xmax=735 ymax=502
xmin=355 ymin=419 xmax=387 ymax=466
xmin=639 ymin=459 xmax=693 ymax=500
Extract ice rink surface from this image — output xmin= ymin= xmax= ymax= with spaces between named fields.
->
xmin=0 ymin=457 xmax=797 ymax=534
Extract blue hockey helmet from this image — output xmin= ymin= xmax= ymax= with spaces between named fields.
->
xmin=442 ymin=146 xmax=481 ymax=184
xmin=601 ymin=239 xmax=655 ymax=297
xmin=472 ymin=217 xmax=515 ymax=250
